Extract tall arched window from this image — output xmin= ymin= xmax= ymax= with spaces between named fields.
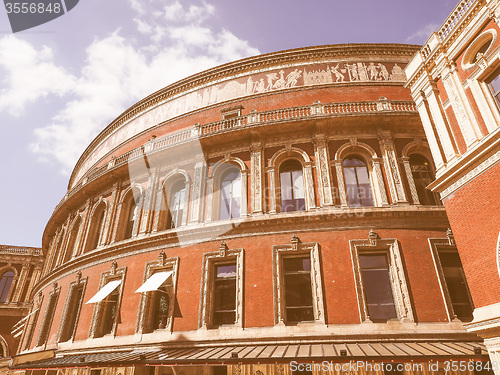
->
xmin=279 ymin=160 xmax=305 ymax=212
xmin=343 ymin=156 xmax=374 ymax=207
xmin=409 ymin=154 xmax=439 ymax=205
xmin=63 ymin=217 xmax=81 ymax=263
xmin=86 ymin=203 xmax=106 ymax=252
xmin=220 ymin=168 xmax=241 ymax=220
xmin=168 ymin=180 xmax=186 ymax=228
xmin=0 ymin=271 xmax=14 ymax=303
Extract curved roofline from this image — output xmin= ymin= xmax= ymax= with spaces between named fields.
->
xmin=68 ymin=43 xmax=421 ymax=190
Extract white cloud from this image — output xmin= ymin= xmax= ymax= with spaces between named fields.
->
xmin=28 ymin=0 xmax=260 ymax=173
xmin=0 ymin=36 xmax=76 ymax=116
xmin=405 ymin=23 xmax=439 ymax=44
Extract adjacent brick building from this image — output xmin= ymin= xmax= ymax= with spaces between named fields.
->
xmin=10 ymin=44 xmax=488 ymax=375
xmin=405 ymin=0 xmax=500 ymax=371
xmin=0 ymin=245 xmax=44 ymax=375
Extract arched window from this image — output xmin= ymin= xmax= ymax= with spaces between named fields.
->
xmin=0 ymin=271 xmax=15 ymax=303
xmin=342 ymin=156 xmax=374 ymax=207
xmin=168 ymin=180 xmax=186 ymax=229
xmin=279 ymin=160 xmax=305 ymax=212
xmin=220 ymin=168 xmax=241 ymax=220
xmin=63 ymin=217 xmax=81 ymax=263
xmin=85 ymin=203 xmax=106 ymax=252
xmin=409 ymin=154 xmax=439 ymax=205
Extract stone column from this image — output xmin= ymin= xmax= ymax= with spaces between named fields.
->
xmin=12 ymin=264 xmax=30 ymax=303
xmin=189 ymin=160 xmax=206 ymax=224
xmin=205 ymin=177 xmax=214 ymax=223
xmin=442 ymin=62 xmax=481 ymax=147
xmin=139 ymin=171 xmax=159 ymax=235
xmin=304 ymin=162 xmax=316 ymax=210
xmin=266 ymin=167 xmax=277 ymax=213
xmin=181 ymin=182 xmax=191 ymax=225
xmin=372 ymin=158 xmax=389 ymax=206
xmin=334 ymin=160 xmax=348 ymax=207
xmin=314 ymin=135 xmax=334 ymax=207
xmin=250 ymin=145 xmax=264 ymax=214
xmin=240 ymin=170 xmax=249 ymax=217
xmin=379 ymin=134 xmax=408 ymax=204
xmin=401 ymin=156 xmax=420 ymax=204
xmin=25 ymin=266 xmax=42 ymax=303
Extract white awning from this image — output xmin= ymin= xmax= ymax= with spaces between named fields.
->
xmin=86 ymin=280 xmax=121 ymax=304
xmin=11 ymin=308 xmax=40 ymax=337
xmin=135 ymin=271 xmax=173 ymax=293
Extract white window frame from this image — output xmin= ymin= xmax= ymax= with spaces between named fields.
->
xmin=136 ymin=253 xmax=179 ymax=333
xmin=57 ymin=272 xmax=87 ymax=343
xmin=199 ymin=243 xmax=244 ymax=329
xmin=88 ymin=262 xmax=126 ymax=338
xmin=429 ymin=235 xmax=474 ymax=322
xmin=272 ymin=235 xmax=325 ymax=326
xmin=350 ymin=232 xmax=414 ymax=323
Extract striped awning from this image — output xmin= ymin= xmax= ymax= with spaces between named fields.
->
xmin=10 ymin=341 xmax=489 ymax=369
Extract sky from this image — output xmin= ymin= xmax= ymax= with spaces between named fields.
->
xmin=0 ymin=0 xmax=458 ymax=247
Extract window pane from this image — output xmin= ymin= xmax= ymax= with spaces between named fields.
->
xmin=280 ymin=161 xmax=305 ymax=213
xmin=0 ymin=271 xmax=14 ymax=303
xmin=438 ymin=251 xmax=474 ymax=321
xmin=359 ymin=254 xmax=397 ymax=321
xmin=344 ymin=167 xmax=361 ymax=206
xmin=283 ymin=257 xmax=311 ymax=272
xmin=216 ymin=264 xmax=237 ymax=278
xmin=213 ymin=263 xmax=237 ymax=326
xmin=284 ymin=274 xmax=313 ymax=306
xmin=283 ymin=256 xmax=314 ymax=323
xmin=280 ymin=171 xmax=293 ymax=200
xmin=292 ymin=171 xmax=305 ymax=199
xmin=220 ymin=169 xmax=241 ymax=219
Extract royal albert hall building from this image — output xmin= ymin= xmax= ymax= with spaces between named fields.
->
xmin=9 ymin=44 xmax=492 ymax=375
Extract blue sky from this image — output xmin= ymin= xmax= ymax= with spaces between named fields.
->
xmin=0 ymin=0 xmax=457 ymax=247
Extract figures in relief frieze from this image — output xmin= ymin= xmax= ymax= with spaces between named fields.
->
xmin=331 ymin=64 xmax=345 ymax=82
xmin=285 ymin=69 xmax=302 ymax=88
xmin=390 ymin=63 xmax=406 ymax=81
xmin=273 ymin=70 xmax=287 ymax=89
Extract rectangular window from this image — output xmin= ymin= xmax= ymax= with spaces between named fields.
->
xmin=213 ymin=263 xmax=237 ymax=326
xmin=359 ymin=253 xmax=397 ymax=322
xmin=97 ymin=287 xmax=119 ymax=337
xmin=283 ymin=256 xmax=314 ymax=323
xmin=437 ymin=249 xmax=474 ymax=321
xmin=37 ymin=292 xmax=59 ymax=346
xmin=486 ymin=66 xmax=500 ymax=107
xmin=59 ymin=285 xmax=84 ymax=342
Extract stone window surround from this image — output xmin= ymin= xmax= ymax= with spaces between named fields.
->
xmin=88 ymin=262 xmax=127 ymax=339
xmin=428 ymin=230 xmax=473 ymax=322
xmin=153 ymin=170 xmax=191 ymax=232
xmin=21 ymin=292 xmax=43 ymax=351
xmin=334 ymin=140 xmax=389 ymax=208
xmin=114 ymin=184 xmax=144 ymax=241
xmin=206 ymin=157 xmax=249 ymax=222
xmin=35 ymin=282 xmax=61 ymax=348
xmin=497 ymin=231 xmax=500 ymax=279
xmin=57 ymin=272 xmax=87 ymax=343
xmin=0 ymin=265 xmax=18 ymax=304
xmin=266 ymin=146 xmax=316 ymax=214
xmin=272 ymin=235 xmax=325 ymax=326
xmin=136 ymin=251 xmax=179 ymax=333
xmin=461 ymin=43 xmax=500 ymax=134
xmin=349 ymin=231 xmax=414 ymax=323
xmin=198 ymin=242 xmax=244 ymax=329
